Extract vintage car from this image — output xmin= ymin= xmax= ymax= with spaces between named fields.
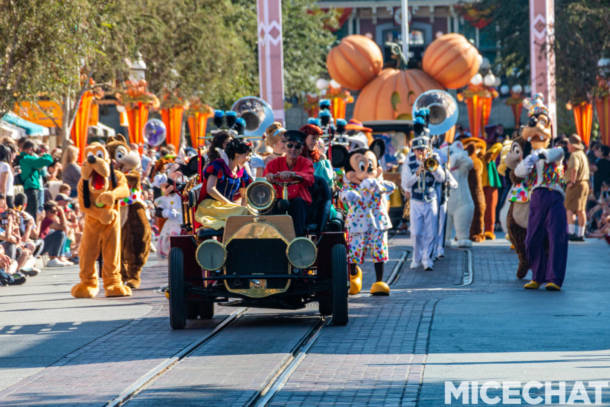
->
xmin=168 ymin=174 xmax=349 ymax=329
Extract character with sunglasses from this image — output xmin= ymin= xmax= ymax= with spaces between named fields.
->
xmin=264 ymin=130 xmax=315 ymax=236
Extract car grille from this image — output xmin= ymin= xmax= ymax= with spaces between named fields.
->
xmin=225 ymin=238 xmax=289 ymax=289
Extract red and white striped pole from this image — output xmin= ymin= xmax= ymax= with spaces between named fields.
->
xmin=257 ymin=0 xmax=285 ymax=124
xmin=529 ymin=0 xmax=557 ymax=133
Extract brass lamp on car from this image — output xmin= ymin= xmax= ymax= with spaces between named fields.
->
xmin=246 ymin=179 xmax=275 ymax=212
xmin=286 ymin=237 xmax=317 ymax=269
xmin=195 ymin=240 xmax=226 ymax=271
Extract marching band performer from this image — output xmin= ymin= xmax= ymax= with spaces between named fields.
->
xmin=401 ymin=121 xmax=445 ymax=271
xmin=430 ymin=138 xmax=458 ymax=260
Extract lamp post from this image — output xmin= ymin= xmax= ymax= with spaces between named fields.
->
xmin=457 ymin=69 xmax=499 ymax=138
xmin=506 ymin=84 xmax=525 ymax=129
xmin=128 ymin=52 xmax=147 ymax=82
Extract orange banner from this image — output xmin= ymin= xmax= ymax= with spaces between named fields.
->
xmin=126 ymin=102 xmax=149 ymax=148
xmin=480 ymin=96 xmax=493 ymax=132
xmin=331 ymin=97 xmax=347 ymax=120
xmin=464 ymin=95 xmax=482 ymax=139
xmin=70 ymin=91 xmax=94 ymax=163
xmin=595 ymin=96 xmax=610 ymax=146
xmin=88 ymin=102 xmax=99 ymax=126
xmin=187 ymin=112 xmax=212 ymax=148
xmin=14 ymin=101 xmax=63 ymax=127
xmin=573 ymin=102 xmax=593 ymax=147
xmin=445 ymin=125 xmax=456 ymax=144
xmin=161 ymin=106 xmax=184 ymax=152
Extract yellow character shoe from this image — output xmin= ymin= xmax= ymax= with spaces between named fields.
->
xmin=370 ymin=281 xmax=390 ymax=296
xmin=545 ymin=282 xmax=561 ymax=291
xmin=523 ymin=280 xmax=540 ymax=289
xmin=349 ymin=266 xmax=363 ymax=295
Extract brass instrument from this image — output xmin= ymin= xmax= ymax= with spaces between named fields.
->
xmin=231 ymin=96 xmax=274 ymax=139
xmin=424 ymin=155 xmax=439 ymax=172
xmin=412 ymin=90 xmax=458 ymax=136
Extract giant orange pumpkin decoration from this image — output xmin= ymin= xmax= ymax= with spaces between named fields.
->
xmin=422 ymin=33 xmax=481 ymax=90
xmin=353 ymin=68 xmax=442 ymax=121
xmin=326 ymin=35 xmax=383 ymax=91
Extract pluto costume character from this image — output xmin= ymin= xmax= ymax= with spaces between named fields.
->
xmin=105 ymin=135 xmax=151 ymax=289
xmin=515 ymin=94 xmax=567 ymax=291
xmin=71 ymin=143 xmax=132 ymax=298
xmin=339 ymin=142 xmax=395 ymax=295
xmin=504 ymin=136 xmax=532 ymax=279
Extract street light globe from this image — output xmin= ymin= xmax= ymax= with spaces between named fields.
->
xmin=315 ymin=78 xmax=329 ymax=91
xmin=483 ymin=73 xmax=496 ymax=87
xmin=524 ymin=85 xmax=531 ymax=94
xmin=329 ymin=79 xmax=341 ymax=89
xmin=480 ymin=57 xmax=491 ymax=71
xmin=500 ymin=85 xmax=510 ymax=95
xmin=470 ymin=73 xmax=483 ymax=86
xmin=512 ymin=84 xmax=523 ymax=94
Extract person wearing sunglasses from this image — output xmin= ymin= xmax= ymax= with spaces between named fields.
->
xmin=264 ymin=130 xmax=314 ymax=236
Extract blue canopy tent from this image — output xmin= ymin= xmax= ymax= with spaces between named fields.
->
xmin=2 ymin=112 xmax=49 ymax=136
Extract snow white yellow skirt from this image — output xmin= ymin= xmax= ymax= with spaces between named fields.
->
xmin=195 ymin=198 xmax=251 ymax=230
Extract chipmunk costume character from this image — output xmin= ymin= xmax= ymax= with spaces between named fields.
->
xmin=339 ymin=141 xmax=395 ymax=296
xmin=515 ymin=94 xmax=567 ymax=291
xmin=463 ymin=137 xmax=487 ymax=242
xmin=105 ymin=135 xmax=151 ymax=289
xmin=71 ymin=143 xmax=132 ymax=298
xmin=504 ymin=136 xmax=532 ymax=279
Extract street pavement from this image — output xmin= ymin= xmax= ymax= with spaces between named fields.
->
xmin=0 ymin=233 xmax=608 ymax=406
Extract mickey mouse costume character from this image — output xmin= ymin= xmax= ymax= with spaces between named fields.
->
xmin=338 ymin=141 xmax=396 ymax=295
xmin=401 ymin=115 xmax=445 ymax=271
xmin=514 ymin=94 xmax=567 ymax=291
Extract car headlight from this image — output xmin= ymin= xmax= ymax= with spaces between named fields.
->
xmin=195 ymin=240 xmax=226 ymax=270
xmin=286 ymin=237 xmax=317 ymax=269
xmin=246 ymin=179 xmax=275 ymax=211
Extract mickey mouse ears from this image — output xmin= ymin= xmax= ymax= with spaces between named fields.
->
xmin=523 ymin=93 xmax=549 ymax=118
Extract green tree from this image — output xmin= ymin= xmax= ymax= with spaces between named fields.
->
xmin=0 ymin=0 xmax=134 ymax=146
xmin=472 ymin=0 xmax=609 ymax=134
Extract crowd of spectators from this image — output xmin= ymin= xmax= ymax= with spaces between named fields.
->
xmin=0 ymin=138 xmax=82 ymax=286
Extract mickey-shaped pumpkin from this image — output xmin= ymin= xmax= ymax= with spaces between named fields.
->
xmin=337 ymin=140 xmax=396 ymax=296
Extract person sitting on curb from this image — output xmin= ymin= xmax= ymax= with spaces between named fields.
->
xmin=39 ymin=201 xmax=72 ymax=267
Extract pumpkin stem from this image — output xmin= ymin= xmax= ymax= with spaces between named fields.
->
xmin=384 ymin=41 xmax=409 ymax=70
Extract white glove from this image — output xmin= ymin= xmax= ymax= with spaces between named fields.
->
xmin=340 ymin=190 xmax=360 ymax=203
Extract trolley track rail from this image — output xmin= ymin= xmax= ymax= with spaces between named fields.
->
xmin=105 ymin=249 xmax=409 ymax=407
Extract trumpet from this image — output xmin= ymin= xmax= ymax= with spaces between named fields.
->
xmin=424 ymin=155 xmax=439 ymax=172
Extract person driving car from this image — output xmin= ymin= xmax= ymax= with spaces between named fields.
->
xmin=264 ymin=130 xmax=314 ymax=236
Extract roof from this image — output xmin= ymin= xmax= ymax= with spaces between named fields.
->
xmin=2 ymin=112 xmax=49 ymax=136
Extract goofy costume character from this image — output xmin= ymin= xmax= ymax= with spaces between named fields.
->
xmin=514 ymin=94 xmax=567 ymax=291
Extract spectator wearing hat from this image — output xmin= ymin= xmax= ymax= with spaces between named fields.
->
xmin=264 ymin=130 xmax=315 ymax=236
xmin=565 ymin=134 xmax=590 ymax=241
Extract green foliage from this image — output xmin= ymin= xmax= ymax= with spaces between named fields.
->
xmin=281 ymin=0 xmax=338 ymax=99
xmin=0 ymin=0 xmax=337 ymax=116
xmin=471 ymin=0 xmax=609 ymax=135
